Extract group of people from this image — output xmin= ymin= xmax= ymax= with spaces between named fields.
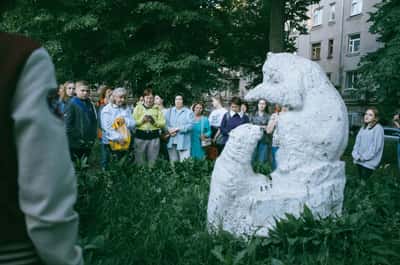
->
xmin=58 ymin=81 xmax=400 ymax=178
xmin=2 ymin=26 xmax=399 ymax=265
xmin=57 ymin=81 xmax=287 ymax=170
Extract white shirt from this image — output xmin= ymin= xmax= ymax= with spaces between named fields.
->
xmin=229 ymin=110 xmax=244 ymax=118
xmin=208 ymin=107 xmax=228 ymax=127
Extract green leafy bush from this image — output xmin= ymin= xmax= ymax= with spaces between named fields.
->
xmin=77 ymin=145 xmax=400 ymax=265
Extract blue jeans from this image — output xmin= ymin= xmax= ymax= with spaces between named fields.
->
xmin=101 ymin=143 xmax=129 ymax=169
xmin=253 ymin=142 xmax=268 ymax=163
xmin=271 ymin=146 xmax=279 ymax=171
xmin=100 ymin=143 xmax=110 ymax=170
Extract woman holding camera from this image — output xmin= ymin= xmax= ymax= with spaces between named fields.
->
xmin=133 ymin=88 xmax=166 ymax=165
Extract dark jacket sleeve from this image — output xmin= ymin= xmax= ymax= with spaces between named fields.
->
xmin=64 ymin=102 xmax=74 ymax=136
xmin=243 ymin=114 xmax=250 ymax=124
xmin=220 ymin=113 xmax=229 ymax=136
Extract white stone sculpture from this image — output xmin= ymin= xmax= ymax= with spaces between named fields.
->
xmin=207 ymin=53 xmax=349 ymax=237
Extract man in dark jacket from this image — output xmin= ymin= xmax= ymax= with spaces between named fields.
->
xmin=65 ymin=80 xmax=98 ymax=160
xmin=0 ymin=2 xmax=83 ymax=264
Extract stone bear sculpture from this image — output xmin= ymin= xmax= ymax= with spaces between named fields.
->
xmin=207 ymin=53 xmax=348 ymax=237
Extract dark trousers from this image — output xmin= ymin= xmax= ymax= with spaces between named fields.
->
xmin=101 ymin=144 xmax=129 ymax=169
xmin=217 ymin=144 xmax=225 ymax=154
xmin=357 ymin=164 xmax=374 ymax=178
xmin=159 ymin=140 xmax=170 ymax=161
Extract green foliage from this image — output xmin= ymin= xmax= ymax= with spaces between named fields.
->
xmin=284 ymin=0 xmax=320 ymax=51
xmin=76 ymin=139 xmax=400 ymax=265
xmin=1 ymin=0 xmax=318 ymax=101
xmin=0 ymin=0 xmax=223 ymax=101
xmin=358 ymin=0 xmax=400 ymax=118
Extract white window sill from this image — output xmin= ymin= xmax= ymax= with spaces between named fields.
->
xmin=346 ymin=52 xmax=360 ymax=57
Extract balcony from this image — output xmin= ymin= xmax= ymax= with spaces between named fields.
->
xmin=341 ymin=88 xmax=365 ymax=103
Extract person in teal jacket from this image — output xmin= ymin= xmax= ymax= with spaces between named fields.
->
xmin=191 ymin=102 xmax=212 ymax=159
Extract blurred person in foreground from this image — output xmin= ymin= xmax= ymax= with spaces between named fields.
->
xmin=0 ymin=2 xmax=83 ymax=264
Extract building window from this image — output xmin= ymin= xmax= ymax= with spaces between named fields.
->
xmin=311 ymin=42 xmax=321 ymax=60
xmin=345 ymin=71 xmax=359 ymax=89
xmin=312 ymin=7 xmax=323 ymax=26
xmin=329 ymin=3 xmax=336 ymax=21
xmin=326 ymin=72 xmax=332 ymax=81
xmin=351 ymin=0 xmax=362 ymax=16
xmin=328 ymin=39 xmax=334 ymax=58
xmin=348 ymin=34 xmax=360 ymax=54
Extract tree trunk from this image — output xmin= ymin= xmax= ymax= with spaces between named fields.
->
xmin=269 ymin=0 xmax=285 ymax=52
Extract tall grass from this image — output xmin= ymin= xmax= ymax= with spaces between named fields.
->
xmin=76 ymin=138 xmax=400 ymax=265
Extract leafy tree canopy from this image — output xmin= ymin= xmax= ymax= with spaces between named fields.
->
xmin=1 ymin=0 xmax=316 ymax=102
xmin=359 ymin=0 xmax=400 ymax=119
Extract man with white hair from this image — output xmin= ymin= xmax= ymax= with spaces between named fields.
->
xmin=100 ymin=87 xmax=136 ymax=169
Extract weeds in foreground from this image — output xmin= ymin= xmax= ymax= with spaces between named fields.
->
xmin=76 ymin=141 xmax=400 ymax=265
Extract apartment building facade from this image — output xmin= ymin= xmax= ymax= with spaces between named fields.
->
xmin=295 ymin=0 xmax=382 ymax=120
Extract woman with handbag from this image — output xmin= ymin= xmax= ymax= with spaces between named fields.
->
xmin=191 ymin=102 xmax=212 ymax=159
xmin=100 ymin=87 xmax=135 ymax=169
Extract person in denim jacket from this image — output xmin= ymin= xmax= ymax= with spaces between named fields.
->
xmin=165 ymin=95 xmax=194 ymax=162
xmin=100 ymin=87 xmax=135 ymax=169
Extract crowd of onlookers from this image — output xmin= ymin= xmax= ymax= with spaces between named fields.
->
xmin=56 ymin=81 xmax=285 ymax=170
xmin=56 ymin=81 xmax=400 ymax=177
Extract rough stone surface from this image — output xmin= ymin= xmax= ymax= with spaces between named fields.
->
xmin=207 ymin=53 xmax=349 ymax=237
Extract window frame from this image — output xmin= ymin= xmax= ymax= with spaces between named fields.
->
xmin=329 ymin=3 xmax=336 ymax=22
xmin=328 ymin=39 xmax=334 ymax=58
xmin=312 ymin=7 xmax=323 ymax=26
xmin=348 ymin=33 xmax=361 ymax=54
xmin=345 ymin=71 xmax=359 ymax=89
xmin=311 ymin=42 xmax=322 ymax=60
xmin=350 ymin=0 xmax=363 ymax=16
xmin=326 ymin=72 xmax=332 ymax=81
